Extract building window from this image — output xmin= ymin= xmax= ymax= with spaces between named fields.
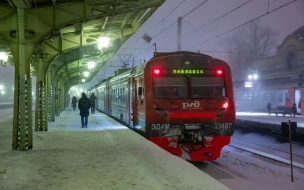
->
xmin=285 ymin=51 xmax=297 ymax=70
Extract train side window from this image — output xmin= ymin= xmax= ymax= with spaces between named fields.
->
xmin=138 ymin=87 xmax=143 ymax=96
xmin=138 ymin=77 xmax=144 ymax=99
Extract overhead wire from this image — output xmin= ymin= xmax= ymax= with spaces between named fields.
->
xmin=134 ymin=0 xmax=208 ymax=58
xmin=152 ymin=0 xmax=208 ymax=39
xmin=185 ymin=0 xmax=253 ymax=37
xmin=187 ymin=0 xmax=298 ymax=51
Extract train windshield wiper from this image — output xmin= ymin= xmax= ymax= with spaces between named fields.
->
xmin=162 ymin=84 xmax=174 ymax=103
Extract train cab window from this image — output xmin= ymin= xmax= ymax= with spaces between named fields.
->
xmin=154 ymin=77 xmax=188 ymax=99
xmin=191 ymin=77 xmax=226 ymax=98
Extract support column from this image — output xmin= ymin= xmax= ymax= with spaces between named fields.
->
xmin=47 ymin=66 xmax=55 ymax=121
xmin=12 ymin=8 xmax=33 ymax=150
xmin=35 ymin=58 xmax=48 ymax=131
xmin=55 ymin=85 xmax=60 ymax=116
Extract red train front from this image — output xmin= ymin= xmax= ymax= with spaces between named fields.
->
xmin=132 ymin=51 xmax=235 ymax=161
xmin=92 ymin=51 xmax=235 ymax=161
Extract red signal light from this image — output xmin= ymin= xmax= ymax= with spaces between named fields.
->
xmin=153 ymin=68 xmax=161 ymax=75
xmin=216 ymin=69 xmax=223 ymax=75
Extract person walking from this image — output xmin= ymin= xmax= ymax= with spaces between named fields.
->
xmin=71 ymin=95 xmax=78 ymax=111
xmin=292 ymin=103 xmax=297 ymax=117
xmin=90 ymin=92 xmax=97 ymax=114
xmin=78 ymin=92 xmax=91 ymax=128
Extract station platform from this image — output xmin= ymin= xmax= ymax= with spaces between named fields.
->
xmin=0 ymin=106 xmax=230 ymax=190
xmin=236 ymin=112 xmax=304 ymax=137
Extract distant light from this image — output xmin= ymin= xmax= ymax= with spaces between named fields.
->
xmin=248 ymin=74 xmax=258 ymax=80
xmin=98 ymin=37 xmax=110 ymax=49
xmin=82 ymin=79 xmax=85 ymax=83
xmin=1 ymin=91 xmax=4 ymax=94
xmin=88 ymin=61 xmax=95 ymax=69
xmin=0 ymin=85 xmax=3 ymax=90
xmin=253 ymin=74 xmax=258 ymax=79
xmin=185 ymin=61 xmax=190 ymax=65
xmin=84 ymin=72 xmax=89 ymax=77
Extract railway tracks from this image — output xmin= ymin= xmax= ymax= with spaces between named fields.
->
xmin=192 ymin=133 xmax=304 ymax=189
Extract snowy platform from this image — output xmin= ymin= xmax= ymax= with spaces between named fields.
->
xmin=236 ymin=112 xmax=304 ymax=135
xmin=0 ymin=106 xmax=229 ymax=190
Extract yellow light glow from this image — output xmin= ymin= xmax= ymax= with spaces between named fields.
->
xmin=98 ymin=37 xmax=110 ymax=49
xmin=88 ymin=61 xmax=95 ymax=69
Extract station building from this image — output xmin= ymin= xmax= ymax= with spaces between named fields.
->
xmin=233 ymin=26 xmax=304 ymax=114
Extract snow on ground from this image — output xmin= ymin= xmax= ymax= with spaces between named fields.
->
xmin=0 ymin=107 xmax=230 ymax=190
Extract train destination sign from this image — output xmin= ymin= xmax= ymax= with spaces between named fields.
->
xmin=172 ymin=69 xmax=204 ymax=74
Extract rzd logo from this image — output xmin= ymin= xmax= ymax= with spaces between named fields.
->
xmin=182 ymin=101 xmax=200 ymax=109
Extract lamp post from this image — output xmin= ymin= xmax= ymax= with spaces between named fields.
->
xmin=248 ymin=73 xmax=258 ymax=113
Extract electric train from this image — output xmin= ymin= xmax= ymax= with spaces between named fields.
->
xmin=88 ymin=51 xmax=236 ymax=161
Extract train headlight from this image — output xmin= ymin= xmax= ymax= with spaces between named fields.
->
xmin=221 ymin=102 xmax=228 ymax=109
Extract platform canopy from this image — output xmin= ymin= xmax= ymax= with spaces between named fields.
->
xmin=0 ymin=0 xmax=165 ymax=88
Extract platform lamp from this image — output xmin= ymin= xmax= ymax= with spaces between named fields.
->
xmin=98 ymin=37 xmax=110 ymax=50
xmin=0 ymin=52 xmax=8 ymax=67
xmin=248 ymin=71 xmax=258 ymax=114
xmin=88 ymin=61 xmax=95 ymax=70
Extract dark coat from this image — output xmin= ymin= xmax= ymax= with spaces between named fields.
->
xmin=90 ymin=94 xmax=97 ymax=106
xmin=71 ymin=96 xmax=78 ymax=107
xmin=292 ymin=103 xmax=297 ymax=114
xmin=78 ymin=94 xmax=91 ymax=117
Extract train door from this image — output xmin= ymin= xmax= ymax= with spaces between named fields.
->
xmin=127 ymin=77 xmax=132 ymax=127
xmin=132 ymin=77 xmax=139 ymax=127
xmin=295 ymin=89 xmax=301 ymax=114
xmin=285 ymin=88 xmax=294 ymax=107
xmin=300 ymin=88 xmax=304 ymax=115
xmin=137 ymin=77 xmax=145 ymax=129
xmin=106 ymin=85 xmax=111 ymax=115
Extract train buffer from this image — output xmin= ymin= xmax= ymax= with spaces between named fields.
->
xmin=269 ymin=106 xmax=292 ymax=117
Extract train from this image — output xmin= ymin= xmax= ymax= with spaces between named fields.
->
xmin=88 ymin=51 xmax=236 ymax=161
xmin=234 ymin=85 xmax=303 ymax=115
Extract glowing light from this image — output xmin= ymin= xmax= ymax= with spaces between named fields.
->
xmin=84 ymin=72 xmax=89 ymax=77
xmin=154 ymin=69 xmax=160 ymax=74
xmin=216 ymin=69 xmax=223 ymax=75
xmin=0 ymin=52 xmax=8 ymax=61
xmin=221 ymin=102 xmax=229 ymax=109
xmin=98 ymin=37 xmax=110 ymax=49
xmin=88 ymin=61 xmax=95 ymax=69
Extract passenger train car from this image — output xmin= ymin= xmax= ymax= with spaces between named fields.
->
xmin=234 ymin=85 xmax=303 ymax=114
xmin=88 ymin=51 xmax=236 ymax=161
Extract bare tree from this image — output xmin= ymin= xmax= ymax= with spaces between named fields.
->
xmin=224 ymin=20 xmax=279 ymax=72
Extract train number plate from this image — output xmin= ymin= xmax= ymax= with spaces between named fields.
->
xmin=215 ymin=122 xmax=232 ymax=131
